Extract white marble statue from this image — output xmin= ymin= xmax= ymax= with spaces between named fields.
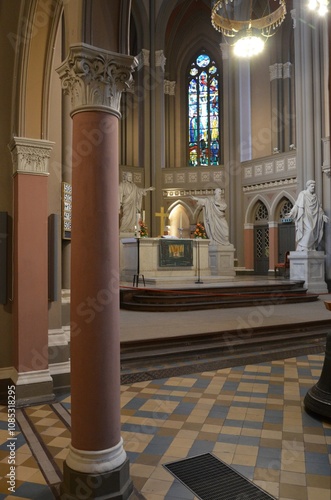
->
xmin=287 ymin=180 xmax=329 ymax=251
xmin=191 ymin=188 xmax=230 ymax=246
xmin=119 ymin=172 xmax=155 ymax=233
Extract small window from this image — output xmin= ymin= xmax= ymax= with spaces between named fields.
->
xmin=255 ymin=201 xmax=269 ymax=222
xmin=279 ymin=199 xmax=293 ymax=220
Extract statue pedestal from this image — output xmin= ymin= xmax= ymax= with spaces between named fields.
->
xmin=209 ymin=244 xmax=236 ymax=277
xmin=289 ymin=250 xmax=328 ymax=294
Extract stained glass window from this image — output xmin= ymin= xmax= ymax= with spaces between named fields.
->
xmin=188 ymin=53 xmax=221 ymax=166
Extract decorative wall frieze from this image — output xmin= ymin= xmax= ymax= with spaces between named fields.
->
xmin=275 ymin=159 xmax=285 ymax=172
xmin=155 ymin=50 xmax=166 ymax=71
xmin=8 ymin=137 xmax=54 ymax=176
xmin=243 ymin=177 xmax=297 ymax=192
xmin=163 ymin=188 xmax=215 ymax=198
xmin=164 ymin=80 xmax=176 ymax=95
xmin=242 ymin=154 xmax=296 ymax=186
xmin=57 ymin=43 xmax=138 ymax=117
xmin=163 ymin=168 xmax=226 ymax=188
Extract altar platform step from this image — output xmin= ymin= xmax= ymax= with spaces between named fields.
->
xmin=120 ymin=319 xmax=329 ymax=384
xmin=120 ymin=280 xmax=319 ymax=312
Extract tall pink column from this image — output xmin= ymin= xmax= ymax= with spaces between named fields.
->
xmin=8 ymin=138 xmax=54 ymax=405
xmin=57 ymin=44 xmax=137 ymax=499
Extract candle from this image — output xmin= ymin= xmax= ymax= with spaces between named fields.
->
xmin=136 ymin=213 xmax=141 ymax=237
xmin=180 ymin=213 xmax=183 ymax=228
xmin=142 ymin=210 xmax=145 ymax=222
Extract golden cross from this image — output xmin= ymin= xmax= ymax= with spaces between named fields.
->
xmin=155 ymin=206 xmax=169 ymax=236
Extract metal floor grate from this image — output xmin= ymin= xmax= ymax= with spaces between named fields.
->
xmin=163 ymin=453 xmax=276 ymax=500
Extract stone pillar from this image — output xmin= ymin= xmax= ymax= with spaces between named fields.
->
xmin=150 ymin=49 xmax=166 ymax=237
xmin=57 ymin=43 xmax=137 ymax=500
xmin=283 ymin=62 xmax=295 ymax=151
xmin=269 ymin=63 xmax=283 ymax=153
xmin=164 ymin=79 xmax=176 ymax=167
xmin=136 ymin=49 xmax=152 ymax=229
xmin=293 ymin=2 xmax=328 ymax=187
xmin=221 ymin=43 xmax=244 ymax=266
xmin=268 ymin=222 xmax=278 ymax=272
xmin=238 ymin=59 xmax=251 ymax=161
xmin=244 ymin=223 xmax=254 ymax=270
xmin=8 ymin=138 xmax=54 ymax=406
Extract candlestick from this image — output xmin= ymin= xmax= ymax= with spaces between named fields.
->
xmin=136 ymin=213 xmax=141 ymax=238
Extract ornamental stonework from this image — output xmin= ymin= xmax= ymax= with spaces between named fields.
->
xmin=136 ymin=49 xmax=150 ymax=70
xmin=57 ymin=43 xmax=137 ymax=117
xmin=164 ymin=80 xmax=176 ymax=96
xmin=269 ymin=63 xmax=283 ymax=81
xmin=155 ymin=50 xmax=166 ymax=71
xmin=8 ymin=137 xmax=54 ymax=175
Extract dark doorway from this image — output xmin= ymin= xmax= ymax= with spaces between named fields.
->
xmin=278 ymin=223 xmax=295 ymax=262
xmin=254 ymin=225 xmax=269 ymax=275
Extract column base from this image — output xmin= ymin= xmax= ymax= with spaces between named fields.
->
xmin=13 ymin=369 xmax=54 ymax=407
xmin=304 ymin=385 xmax=331 ymax=419
xmin=304 ymin=331 xmax=331 ymax=419
xmin=61 ymin=457 xmax=132 ymax=500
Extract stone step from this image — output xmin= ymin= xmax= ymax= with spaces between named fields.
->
xmin=120 ymin=320 xmax=329 ymax=383
xmin=120 ymin=281 xmax=318 ymax=311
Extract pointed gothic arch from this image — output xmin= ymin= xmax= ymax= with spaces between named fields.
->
xmin=270 ymin=190 xmax=295 ymax=220
xmin=245 ymin=195 xmax=271 ymax=224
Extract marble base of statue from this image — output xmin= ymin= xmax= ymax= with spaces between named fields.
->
xmin=289 ymin=250 xmax=328 ymax=294
xmin=209 ymin=243 xmax=236 ymax=277
xmin=304 ymin=332 xmax=331 ymax=419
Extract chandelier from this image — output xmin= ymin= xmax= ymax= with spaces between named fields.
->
xmin=211 ymin=0 xmax=287 ymax=58
xmin=308 ymin=0 xmax=329 ymax=15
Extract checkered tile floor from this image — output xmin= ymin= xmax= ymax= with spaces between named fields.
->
xmin=0 ymin=355 xmax=330 ymax=499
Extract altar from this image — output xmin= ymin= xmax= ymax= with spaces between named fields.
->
xmin=120 ymin=237 xmax=211 ymax=283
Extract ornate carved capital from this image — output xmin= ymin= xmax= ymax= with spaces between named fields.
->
xmin=155 ymin=50 xmax=166 ymax=71
xmin=136 ymin=49 xmax=150 ymax=70
xmin=322 ymin=137 xmax=330 ymax=177
xmin=164 ymin=80 xmax=176 ymax=96
xmin=269 ymin=63 xmax=283 ymax=81
xmin=57 ymin=43 xmax=138 ymax=118
xmin=8 ymin=137 xmax=54 ymax=176
xmin=283 ymin=62 xmax=292 ymax=79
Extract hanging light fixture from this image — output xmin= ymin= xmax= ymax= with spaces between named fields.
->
xmin=211 ymin=0 xmax=287 ymax=58
xmin=307 ymin=0 xmax=329 ymax=16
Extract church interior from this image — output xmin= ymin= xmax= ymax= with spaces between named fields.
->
xmin=1 ymin=0 xmax=331 ymax=498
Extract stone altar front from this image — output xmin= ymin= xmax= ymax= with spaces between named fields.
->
xmin=120 ymin=238 xmax=211 ymax=283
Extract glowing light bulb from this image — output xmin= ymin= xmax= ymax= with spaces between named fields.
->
xmin=233 ymin=34 xmax=264 ymax=58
